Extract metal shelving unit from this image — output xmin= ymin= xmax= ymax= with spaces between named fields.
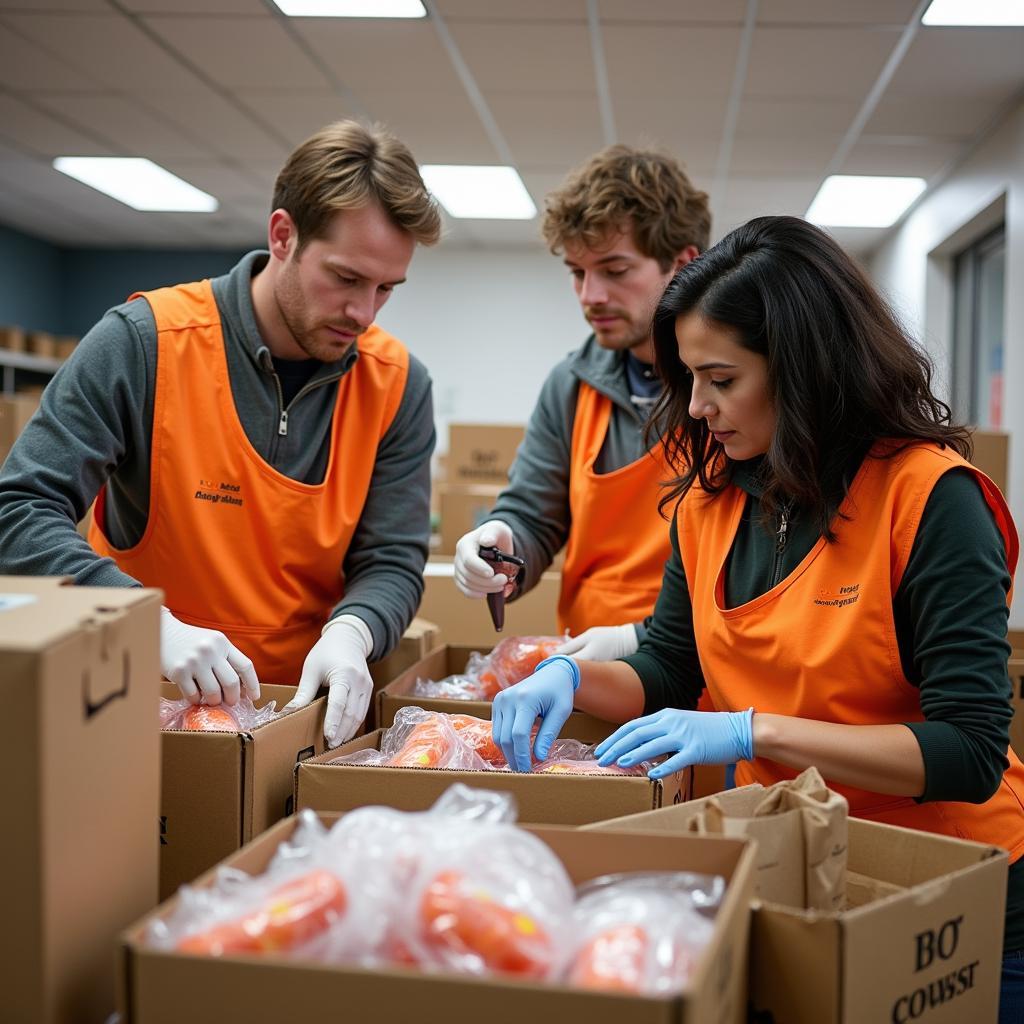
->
xmin=0 ymin=349 xmax=64 ymax=394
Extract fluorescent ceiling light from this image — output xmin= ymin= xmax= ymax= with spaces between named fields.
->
xmin=805 ymin=175 xmax=926 ymax=228
xmin=271 ymin=0 xmax=425 ymax=15
xmin=53 ymin=157 xmax=218 ymax=212
xmin=420 ymin=165 xmax=537 ymax=220
xmin=922 ymin=0 xmax=1024 ymax=25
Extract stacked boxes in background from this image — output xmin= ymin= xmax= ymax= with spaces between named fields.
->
xmin=435 ymin=422 xmax=524 ymax=554
xmin=1 ymin=577 xmax=162 ymax=1024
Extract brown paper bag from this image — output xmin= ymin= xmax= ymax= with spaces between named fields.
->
xmin=686 ymin=767 xmax=848 ymax=911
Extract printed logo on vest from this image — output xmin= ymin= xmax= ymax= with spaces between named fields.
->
xmin=813 ymin=582 xmax=860 ymax=608
xmin=194 ymin=477 xmax=245 ymax=508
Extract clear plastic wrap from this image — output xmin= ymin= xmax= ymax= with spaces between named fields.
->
xmin=566 ymin=872 xmax=725 ymax=995
xmin=159 ymin=695 xmax=280 ymax=733
xmin=535 ymin=739 xmax=653 ymax=776
xmin=379 ymin=707 xmax=490 ymax=770
xmin=488 ymin=635 xmax=565 ymax=690
xmin=410 ymin=651 xmax=496 ymax=700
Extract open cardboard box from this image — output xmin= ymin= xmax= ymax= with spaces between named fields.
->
xmin=366 ymin=616 xmax=441 ymax=730
xmin=378 ymin=643 xmax=725 ymax=800
xmin=587 ymin=789 xmax=1008 ymax=1023
xmin=1 ymin=576 xmax=162 ymax=1024
xmin=296 ymin=726 xmax=693 ymax=825
xmin=159 ymin=683 xmax=326 ymax=899
xmin=118 ymin=810 xmax=756 ymax=1024
xmin=377 ymin=643 xmax=615 ymax=741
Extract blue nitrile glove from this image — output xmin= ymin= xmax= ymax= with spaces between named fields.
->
xmin=491 ymin=655 xmax=580 ymax=773
xmin=594 ymin=707 xmax=754 ymax=780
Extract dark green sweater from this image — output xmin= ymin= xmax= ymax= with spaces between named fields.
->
xmin=623 ymin=457 xmax=1023 ymax=953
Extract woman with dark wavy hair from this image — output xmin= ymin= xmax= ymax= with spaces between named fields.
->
xmin=492 ymin=216 xmax=1024 ymax=1018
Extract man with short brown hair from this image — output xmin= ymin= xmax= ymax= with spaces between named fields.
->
xmin=0 ymin=120 xmax=440 ymax=747
xmin=454 ymin=145 xmax=710 ymax=662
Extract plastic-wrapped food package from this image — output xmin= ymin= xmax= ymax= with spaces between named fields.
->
xmin=535 ymin=739 xmax=653 ymax=776
xmin=410 ymin=652 xmax=496 ymax=700
xmin=567 ymin=872 xmax=724 ymax=995
xmin=488 ymin=635 xmax=565 ymax=690
xmin=159 ymin=695 xmax=279 ymax=732
xmin=379 ymin=707 xmax=490 ymax=771
xmin=393 ymin=812 xmax=574 ymax=979
xmin=149 ymin=812 xmax=356 ymax=960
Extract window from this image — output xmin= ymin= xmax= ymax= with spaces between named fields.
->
xmin=952 ymin=226 xmax=1006 ymax=427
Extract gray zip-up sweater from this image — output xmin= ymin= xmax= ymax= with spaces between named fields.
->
xmin=489 ymin=336 xmax=661 ymax=636
xmin=0 ymin=251 xmax=434 ymax=660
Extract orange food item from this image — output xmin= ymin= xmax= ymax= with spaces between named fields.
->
xmin=537 ymin=760 xmax=636 ymax=776
xmin=448 ymin=714 xmax=504 ymax=764
xmin=476 ymin=669 xmax=501 ymax=700
xmin=177 ymin=869 xmax=347 ymax=956
xmin=181 ymin=704 xmax=238 ymax=732
xmin=569 ymin=923 xmax=647 ymax=992
xmin=387 ymin=718 xmax=452 ymax=768
xmin=419 ymin=870 xmax=552 ymax=977
xmin=488 ymin=636 xmax=563 ymax=690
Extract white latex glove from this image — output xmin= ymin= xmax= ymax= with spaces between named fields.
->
xmin=554 ymin=623 xmax=639 ymax=662
xmin=453 ymin=520 xmax=518 ymax=598
xmin=284 ymin=614 xmax=374 ymax=748
xmin=160 ymin=606 xmax=260 ymax=707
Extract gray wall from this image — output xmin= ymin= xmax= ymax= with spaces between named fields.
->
xmin=0 ymin=223 xmax=246 ymax=337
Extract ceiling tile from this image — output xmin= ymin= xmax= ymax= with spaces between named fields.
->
xmin=121 ymin=0 xmax=268 ymax=12
xmin=841 ymin=136 xmax=965 ymax=179
xmin=729 ymin=132 xmax=840 ymax=176
xmin=143 ymin=15 xmax=330 ymax=90
xmin=884 ymin=28 xmax=1024 ymax=101
xmin=735 ymin=98 xmax=860 ymax=138
xmin=486 ymin=92 xmax=605 ymax=168
xmin=448 ymin=21 xmax=594 ymax=94
xmin=604 ymin=25 xmax=741 ymax=100
xmin=0 ymin=93 xmax=108 ymax=156
xmin=598 ymin=0 xmax=746 ymax=24
xmin=367 ymin=90 xmax=501 ymax=164
xmin=291 ymin=18 xmax=464 ymax=96
xmin=136 ymin=87 xmax=292 ymax=165
xmin=0 ymin=0 xmax=109 ymax=9
xmin=33 ymin=93 xmax=213 ymax=160
xmin=435 ymin=0 xmax=586 ymax=21
xmin=3 ymin=12 xmax=204 ymax=92
xmin=757 ymin=0 xmax=918 ymax=26
xmin=744 ymin=24 xmax=902 ymax=99
xmin=0 ymin=21 xmax=98 ymax=90
xmin=865 ymin=95 xmax=1002 ymax=138
xmin=233 ymin=90 xmax=361 ymax=148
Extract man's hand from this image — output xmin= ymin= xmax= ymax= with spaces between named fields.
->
xmin=285 ymin=615 xmax=374 ymax=748
xmin=594 ymin=707 xmax=755 ymax=780
xmin=453 ymin=520 xmax=517 ymax=598
xmin=161 ymin=606 xmax=259 ymax=706
xmin=554 ymin=623 xmax=639 ymax=662
xmin=492 ymin=655 xmax=580 ymax=772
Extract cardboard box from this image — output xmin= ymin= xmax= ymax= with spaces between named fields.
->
xmin=119 ymin=811 xmax=755 ymax=1024
xmin=588 ymin=798 xmax=1009 ymax=1023
xmin=55 ymin=335 xmax=79 ymax=360
xmin=970 ymin=428 xmax=1009 ymax=496
xmin=0 ymin=392 xmax=40 ymax=465
xmin=437 ymin=483 xmax=503 ymax=555
xmin=159 ymin=683 xmax=327 ymax=899
xmin=368 ymin=616 xmax=440 ymax=689
xmin=26 ymin=330 xmax=58 ymax=358
xmin=296 ymin=727 xmax=691 ymax=825
xmin=1 ymin=576 xmax=162 ymax=1024
xmin=420 ymin=559 xmax=560 ymax=643
xmin=0 ymin=324 xmax=27 ymax=351
xmin=447 ymin=422 xmax=524 ymax=484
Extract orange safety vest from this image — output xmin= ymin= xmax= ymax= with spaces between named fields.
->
xmin=89 ymin=279 xmax=409 ymax=684
xmin=678 ymin=442 xmax=1024 ymax=861
xmin=558 ymin=382 xmax=673 ymax=636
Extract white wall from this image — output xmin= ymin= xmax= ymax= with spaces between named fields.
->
xmin=870 ymin=97 xmax=1024 ymax=622
xmin=375 ymin=243 xmax=587 ymax=451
